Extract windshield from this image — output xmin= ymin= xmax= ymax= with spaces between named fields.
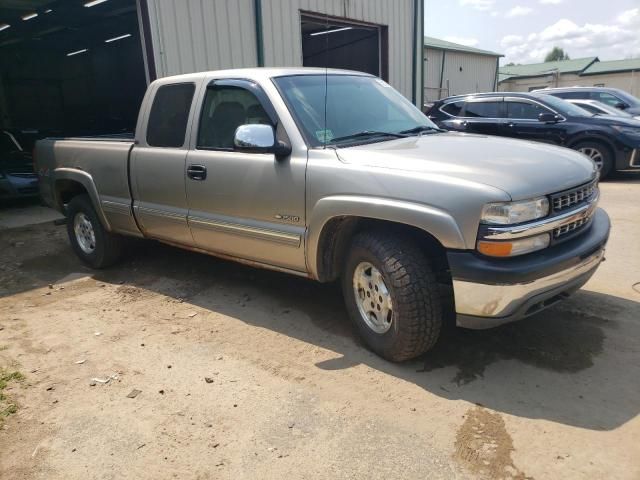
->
xmin=273 ymin=75 xmax=437 ymax=147
xmin=536 ymin=94 xmax=592 ymax=117
xmin=612 ymin=89 xmax=640 ymax=107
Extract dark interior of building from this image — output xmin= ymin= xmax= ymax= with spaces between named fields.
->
xmin=0 ymin=0 xmax=146 ymax=137
xmin=301 ymin=15 xmax=386 ymax=80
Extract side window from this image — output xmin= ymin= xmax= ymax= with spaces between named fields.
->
xmin=198 ymin=86 xmax=272 ymax=149
xmin=463 ymin=101 xmax=502 ymax=118
xmin=506 ymin=101 xmax=551 ymax=119
xmin=441 ymin=101 xmax=464 ymax=116
xmin=554 ymin=91 xmax=587 ymax=100
xmin=592 ymin=92 xmax=624 ymax=107
xmin=146 ymin=83 xmax=195 ymax=148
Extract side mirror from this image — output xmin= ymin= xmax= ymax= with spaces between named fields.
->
xmin=234 ymin=124 xmax=291 ymax=157
xmin=614 ymin=102 xmax=628 ymax=110
xmin=538 ymin=112 xmax=559 ymax=123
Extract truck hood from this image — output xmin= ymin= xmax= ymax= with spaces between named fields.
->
xmin=335 ymin=132 xmax=597 ymax=200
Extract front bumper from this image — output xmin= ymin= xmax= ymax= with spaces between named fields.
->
xmin=448 ymin=208 xmax=610 ymax=329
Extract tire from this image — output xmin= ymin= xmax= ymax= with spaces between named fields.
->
xmin=572 ymin=140 xmax=614 ymax=179
xmin=66 ymin=194 xmax=123 ymax=269
xmin=341 ymin=231 xmax=443 ymax=362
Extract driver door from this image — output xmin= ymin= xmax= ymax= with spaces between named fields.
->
xmin=185 ymin=79 xmax=307 ymax=272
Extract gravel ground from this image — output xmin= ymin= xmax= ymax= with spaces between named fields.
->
xmin=0 ymin=173 xmax=639 ymax=480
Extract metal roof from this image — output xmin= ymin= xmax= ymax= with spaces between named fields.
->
xmin=581 ymin=58 xmax=640 ymax=75
xmin=424 ymin=36 xmax=502 ymax=57
xmin=498 ymin=57 xmax=599 ymax=81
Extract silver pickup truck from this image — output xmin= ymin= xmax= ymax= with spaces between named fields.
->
xmin=36 ymin=68 xmax=610 ymax=361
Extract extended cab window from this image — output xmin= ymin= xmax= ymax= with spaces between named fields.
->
xmin=146 ymin=83 xmax=195 ymax=148
xmin=198 ymin=86 xmax=272 ymax=150
xmin=463 ymin=101 xmax=501 ymax=118
xmin=506 ymin=101 xmax=552 ymax=119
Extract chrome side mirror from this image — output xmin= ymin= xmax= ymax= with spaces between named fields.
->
xmin=234 ymin=124 xmax=275 ymax=151
xmin=234 ymin=124 xmax=291 ymax=157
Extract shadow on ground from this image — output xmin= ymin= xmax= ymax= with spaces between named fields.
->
xmin=2 ymin=222 xmax=639 ymax=431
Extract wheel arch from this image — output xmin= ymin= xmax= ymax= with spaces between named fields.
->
xmin=307 ymin=196 xmax=465 ymax=282
xmin=53 ymin=168 xmax=111 ymax=230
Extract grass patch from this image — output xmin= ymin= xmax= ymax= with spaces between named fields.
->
xmin=0 ymin=346 xmax=8 ymax=351
xmin=0 ymin=369 xmax=24 ymax=420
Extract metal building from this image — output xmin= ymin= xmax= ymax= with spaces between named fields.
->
xmin=498 ymin=58 xmax=640 ymax=97
xmin=0 ymin=0 xmax=424 ymax=136
xmin=423 ymin=36 xmax=502 ymax=103
xmin=144 ymin=0 xmax=424 ymax=104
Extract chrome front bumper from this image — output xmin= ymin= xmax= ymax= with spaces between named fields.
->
xmin=448 ymin=207 xmax=610 ymax=330
xmin=453 ymin=248 xmax=604 ymax=329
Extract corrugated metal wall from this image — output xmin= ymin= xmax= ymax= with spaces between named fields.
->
xmin=424 ymin=47 xmax=444 ymax=101
xmin=146 ymin=0 xmax=258 ymax=77
xmin=424 ymin=49 xmax=498 ymax=100
xmin=144 ymin=0 xmax=419 ymax=102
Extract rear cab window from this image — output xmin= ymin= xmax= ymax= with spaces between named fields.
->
xmin=146 ymin=83 xmax=196 ymax=148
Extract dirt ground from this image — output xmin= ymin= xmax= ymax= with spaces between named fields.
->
xmin=0 ymin=174 xmax=639 ymax=480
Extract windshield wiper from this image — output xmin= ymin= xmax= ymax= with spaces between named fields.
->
xmin=400 ymin=125 xmax=444 ymax=135
xmin=330 ymin=130 xmax=408 ymax=144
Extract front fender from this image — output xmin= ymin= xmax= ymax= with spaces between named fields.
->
xmin=54 ymin=168 xmax=111 ymax=231
xmin=306 ymin=195 xmax=466 ymax=279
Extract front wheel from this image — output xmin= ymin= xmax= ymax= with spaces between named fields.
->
xmin=341 ymin=231 xmax=443 ymax=362
xmin=573 ymin=141 xmax=613 ymax=179
xmin=66 ymin=194 xmax=124 ymax=269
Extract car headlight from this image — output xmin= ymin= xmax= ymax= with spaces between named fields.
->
xmin=612 ymin=125 xmax=640 ymax=138
xmin=477 ymin=233 xmax=550 ymax=257
xmin=480 ymin=196 xmax=549 ymax=225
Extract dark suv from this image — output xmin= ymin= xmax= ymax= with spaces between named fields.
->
xmin=539 ymin=87 xmax=640 ymax=116
xmin=426 ymin=92 xmax=640 ymax=178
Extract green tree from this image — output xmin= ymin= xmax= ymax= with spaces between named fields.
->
xmin=544 ymin=47 xmax=570 ymax=62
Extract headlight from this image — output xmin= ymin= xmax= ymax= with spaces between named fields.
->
xmin=612 ymin=125 xmax=640 ymax=138
xmin=477 ymin=233 xmax=550 ymax=257
xmin=480 ymin=196 xmax=549 ymax=225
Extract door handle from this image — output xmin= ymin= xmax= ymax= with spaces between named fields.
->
xmin=187 ymin=164 xmax=207 ymax=181
xmin=507 ymin=122 xmax=516 ymax=128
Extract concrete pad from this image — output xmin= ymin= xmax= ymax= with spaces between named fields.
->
xmin=0 ymin=203 xmax=63 ymax=229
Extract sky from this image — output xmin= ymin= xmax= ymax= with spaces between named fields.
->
xmin=425 ymin=0 xmax=640 ymax=65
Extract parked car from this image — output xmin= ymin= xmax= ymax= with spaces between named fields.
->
xmin=35 ymin=68 xmax=609 ymax=362
xmin=426 ymin=92 xmax=640 ymax=177
xmin=0 ymin=130 xmax=39 ymax=201
xmin=537 ymin=87 xmax=640 ymax=116
xmin=566 ymin=99 xmax=640 ymax=121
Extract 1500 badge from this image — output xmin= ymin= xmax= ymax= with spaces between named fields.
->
xmin=275 ymin=214 xmax=300 ymax=223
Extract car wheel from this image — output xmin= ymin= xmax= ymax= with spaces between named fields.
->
xmin=66 ymin=194 xmax=124 ymax=269
xmin=341 ymin=231 xmax=443 ymax=362
xmin=573 ymin=141 xmax=613 ymax=179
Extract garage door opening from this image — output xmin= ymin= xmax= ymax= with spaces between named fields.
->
xmin=301 ymin=13 xmax=388 ymax=80
xmin=0 ymin=0 xmax=146 ymax=138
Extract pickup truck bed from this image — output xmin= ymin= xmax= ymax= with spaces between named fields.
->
xmin=37 ymin=136 xmax=140 ymax=237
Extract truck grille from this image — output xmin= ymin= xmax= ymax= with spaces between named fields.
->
xmin=553 ymin=213 xmax=593 ymax=239
xmin=551 ymin=180 xmax=597 ymax=212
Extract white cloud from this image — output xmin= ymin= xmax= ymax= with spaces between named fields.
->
xmin=500 ymin=35 xmax=524 ymax=47
xmin=444 ymin=36 xmax=480 ymax=47
xmin=506 ymin=6 xmax=534 ymax=17
xmin=617 ymin=8 xmax=639 ymax=26
xmin=501 ymin=14 xmax=640 ymax=64
xmin=459 ymin=0 xmax=495 ymax=12
xmin=539 ymin=0 xmax=563 ymax=4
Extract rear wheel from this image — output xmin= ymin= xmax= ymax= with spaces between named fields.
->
xmin=341 ymin=231 xmax=443 ymax=362
xmin=573 ymin=140 xmax=613 ymax=179
xmin=66 ymin=194 xmax=124 ymax=268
